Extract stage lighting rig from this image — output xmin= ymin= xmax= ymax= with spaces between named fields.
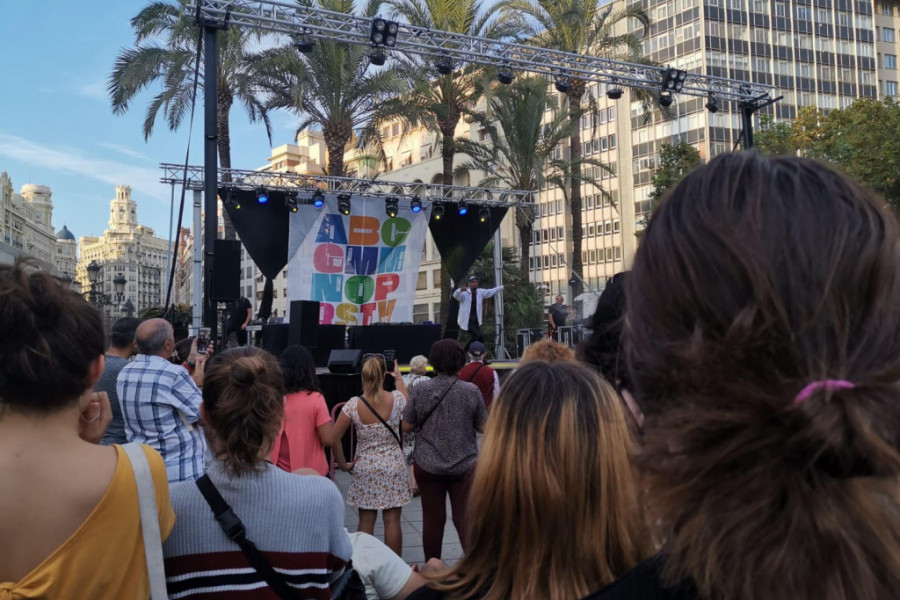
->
xmin=436 ymin=55 xmax=455 ymax=75
xmin=478 ymin=208 xmax=490 ymax=223
xmin=606 ymin=83 xmax=624 ymax=99
xmin=369 ymin=47 xmax=387 ymax=66
xmin=662 ymin=67 xmax=687 ymax=93
xmin=497 ymin=66 xmax=514 ymax=85
xmin=257 ymin=189 xmax=269 ymax=204
xmin=312 ymin=189 xmax=325 ymax=207
xmin=294 ymin=37 xmax=316 ymax=53
xmin=338 ymin=193 xmax=352 ymax=215
xmin=385 ymin=196 xmax=399 ymax=218
xmin=285 ymin=194 xmax=299 ymax=212
xmin=410 ymin=196 xmax=422 ymax=213
xmin=705 ymin=92 xmax=719 ymax=113
xmin=458 ymin=200 xmax=468 ymax=216
xmin=370 ymin=18 xmax=398 ymax=47
xmin=659 ymin=91 xmax=674 ymax=108
xmin=433 ymin=202 xmax=444 ymax=220
xmin=554 ymin=76 xmax=572 ymax=94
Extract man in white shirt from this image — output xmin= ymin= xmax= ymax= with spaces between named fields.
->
xmin=452 ymin=276 xmax=503 ymax=343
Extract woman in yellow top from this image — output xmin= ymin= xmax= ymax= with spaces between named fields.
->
xmin=0 ymin=261 xmax=175 ymax=599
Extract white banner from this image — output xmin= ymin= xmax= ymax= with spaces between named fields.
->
xmin=286 ymin=195 xmax=431 ymax=325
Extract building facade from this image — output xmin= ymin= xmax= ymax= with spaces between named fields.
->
xmin=77 ymin=185 xmax=171 ymax=318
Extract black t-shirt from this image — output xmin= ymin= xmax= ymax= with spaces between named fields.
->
xmin=549 ymin=303 xmax=568 ymax=327
xmin=227 ymin=297 xmax=251 ymax=328
xmin=584 ymin=556 xmax=698 ymax=600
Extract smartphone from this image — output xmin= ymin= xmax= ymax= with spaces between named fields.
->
xmin=197 ymin=327 xmax=211 ymax=351
xmin=383 ymin=349 xmax=396 ymax=372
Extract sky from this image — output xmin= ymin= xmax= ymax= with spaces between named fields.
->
xmin=0 ymin=0 xmax=297 ymax=241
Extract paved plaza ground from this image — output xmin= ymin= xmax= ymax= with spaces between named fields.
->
xmin=334 ymin=470 xmax=463 ymax=565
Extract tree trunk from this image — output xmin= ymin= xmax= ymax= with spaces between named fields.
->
xmin=439 ymin=121 xmax=458 ymax=336
xmin=516 ymin=204 xmax=534 ymax=272
xmin=217 ymin=89 xmax=236 ymax=240
xmin=323 ymin=120 xmax=352 ymax=178
xmin=566 ymin=84 xmax=585 ymax=298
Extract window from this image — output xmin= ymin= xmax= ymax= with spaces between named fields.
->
xmin=609 ymin=134 xmax=616 ymax=150
xmin=887 ymin=55 xmax=897 ymax=70
xmin=885 ymin=28 xmax=896 ymax=43
xmin=604 ymin=221 xmax=612 ymax=234
xmin=601 ymin=137 xmax=608 ymax=151
xmin=550 ymin=228 xmax=557 ymax=241
xmin=413 ymin=304 xmax=429 ymax=324
xmin=528 ymin=257 xmax=534 ymax=270
xmin=608 ymin=107 xmax=616 ymax=122
xmin=588 ymin=224 xmax=595 ymax=237
xmin=432 ymin=303 xmax=440 ymax=324
xmin=589 ymin=250 xmax=598 ymax=264
xmin=887 ymin=80 xmax=899 ymax=96
xmin=775 ymin=2 xmax=786 ymax=18
xmin=881 ymin=3 xmax=893 ymax=16
xmin=542 ymin=229 xmax=549 ymax=242
xmin=551 ymin=255 xmax=558 ymax=267
xmin=605 ymin=248 xmax=614 ymax=261
xmin=586 ymin=194 xmax=594 ymax=209
xmin=543 ymin=256 xmax=550 ymax=269
xmin=557 ymin=226 xmax=564 ymax=238
xmin=615 ymin=247 xmax=622 ymax=260
xmin=613 ymin=220 xmax=621 ymax=233
xmin=432 ymin=269 xmax=441 ymax=287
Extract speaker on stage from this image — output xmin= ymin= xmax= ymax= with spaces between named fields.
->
xmin=327 ymin=349 xmax=362 ymax=374
xmin=290 ymin=300 xmax=320 ymax=348
xmin=211 ymin=239 xmax=241 ymax=301
xmin=262 ymin=323 xmax=291 ymax=356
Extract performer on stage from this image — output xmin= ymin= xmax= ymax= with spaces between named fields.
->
xmin=225 ymin=295 xmax=252 ymax=347
xmin=548 ymin=294 xmax=570 ymax=341
xmin=453 ymin=276 xmax=503 ymax=344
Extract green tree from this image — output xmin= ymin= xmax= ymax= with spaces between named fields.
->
xmin=456 ymin=77 xmax=604 ymax=271
xmin=648 ymin=140 xmax=701 ymax=208
xmin=109 ymin=0 xmax=273 ymax=239
xmin=140 ymin=303 xmax=193 ymax=328
xmin=499 ymin=0 xmax=649 ymax=296
xmin=468 ymin=243 xmax=544 ymax=357
xmin=252 ymin=0 xmax=405 ymax=177
xmin=754 ymin=114 xmax=796 ymax=157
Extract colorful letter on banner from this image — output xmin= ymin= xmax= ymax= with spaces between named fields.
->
xmin=286 ymin=195 xmax=431 ymax=325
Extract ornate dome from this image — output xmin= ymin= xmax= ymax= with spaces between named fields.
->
xmin=56 ymin=224 xmax=75 ymax=241
xmin=21 ymin=184 xmax=52 ymax=196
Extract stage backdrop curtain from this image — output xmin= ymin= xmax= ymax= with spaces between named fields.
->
xmin=221 ymin=189 xmax=290 ymax=320
xmin=286 ymin=195 xmax=432 ymax=325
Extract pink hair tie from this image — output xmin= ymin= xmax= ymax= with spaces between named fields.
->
xmin=794 ymin=380 xmax=855 ymax=404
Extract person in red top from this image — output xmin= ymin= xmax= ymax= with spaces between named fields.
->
xmin=457 ymin=342 xmax=499 ymax=411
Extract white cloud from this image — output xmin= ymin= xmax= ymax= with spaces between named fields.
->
xmin=0 ymin=133 xmax=167 ymax=202
xmin=97 ymin=142 xmax=150 ymax=161
xmin=78 ymin=81 xmax=108 ymax=101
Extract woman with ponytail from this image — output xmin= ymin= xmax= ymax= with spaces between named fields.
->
xmin=162 ymin=347 xmax=353 ymax=597
xmin=333 ymin=354 xmax=411 ymax=556
xmin=590 ymin=152 xmax=900 ymax=600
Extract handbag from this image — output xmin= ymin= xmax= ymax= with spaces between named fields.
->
xmin=121 ymin=443 xmax=168 ymax=600
xmin=195 ymin=474 xmax=366 ymax=600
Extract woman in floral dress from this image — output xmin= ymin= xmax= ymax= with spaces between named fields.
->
xmin=334 ymin=355 xmax=411 ymax=555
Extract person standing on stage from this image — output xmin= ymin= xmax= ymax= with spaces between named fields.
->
xmin=548 ymin=294 xmax=569 ymax=340
xmin=453 ymin=276 xmax=503 ymax=344
xmin=225 ymin=295 xmax=252 ymax=347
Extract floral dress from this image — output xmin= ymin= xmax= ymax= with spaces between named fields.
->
xmin=342 ymin=392 xmax=412 ymax=510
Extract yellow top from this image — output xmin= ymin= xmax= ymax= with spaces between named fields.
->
xmin=0 ymin=444 xmax=176 ymax=600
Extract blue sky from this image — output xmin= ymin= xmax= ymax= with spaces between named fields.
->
xmin=0 ymin=0 xmax=296 ymax=240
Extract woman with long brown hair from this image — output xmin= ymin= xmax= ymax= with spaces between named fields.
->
xmin=411 ymin=360 xmax=646 ymax=600
xmin=334 ymin=354 xmax=411 ymax=556
xmin=591 ymin=151 xmax=900 ymax=600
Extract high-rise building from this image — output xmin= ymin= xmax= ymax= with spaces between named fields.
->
xmin=77 ymin=185 xmax=171 ymax=317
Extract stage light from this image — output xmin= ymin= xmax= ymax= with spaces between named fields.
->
xmin=478 ymin=208 xmax=490 ymax=223
xmin=370 ymin=18 xmax=399 ymax=47
xmin=285 ymin=194 xmax=299 ymax=213
xmin=368 ymin=48 xmax=386 ymax=66
xmin=385 ymin=196 xmax=399 ymax=218
xmin=337 ymin=193 xmax=352 ymax=215
xmin=312 ymin=189 xmax=325 ymax=207
xmin=661 ymin=67 xmax=687 ymax=93
xmin=659 ymin=91 xmax=674 ymax=108
xmin=436 ymin=55 xmax=454 ymax=75
xmin=497 ymin=67 xmax=514 ymax=85
xmin=607 ymin=86 xmax=624 ymax=100
xmin=294 ymin=38 xmax=316 ymax=53
xmin=433 ymin=202 xmax=444 ymax=220
xmin=410 ymin=196 xmax=422 ymax=213
xmin=554 ymin=75 xmax=572 ymax=94
xmin=705 ymin=92 xmax=719 ymax=113
xmin=458 ymin=201 xmax=468 ymax=216
xmin=257 ymin=189 xmax=269 ymax=204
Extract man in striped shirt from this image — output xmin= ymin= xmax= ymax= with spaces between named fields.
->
xmin=118 ymin=318 xmax=208 ymax=482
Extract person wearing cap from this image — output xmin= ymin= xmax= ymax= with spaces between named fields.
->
xmin=457 ymin=341 xmax=500 ymax=412
xmin=452 ymin=275 xmax=503 ymax=344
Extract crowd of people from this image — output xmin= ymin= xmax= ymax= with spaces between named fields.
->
xmin=1 ymin=151 xmax=898 ymax=599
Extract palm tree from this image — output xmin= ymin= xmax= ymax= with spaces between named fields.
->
xmin=252 ymin=0 xmax=406 ymax=177
xmin=499 ymin=0 xmax=649 ymax=295
xmin=109 ymin=0 xmax=273 ymax=239
xmin=456 ymin=77 xmax=607 ymax=272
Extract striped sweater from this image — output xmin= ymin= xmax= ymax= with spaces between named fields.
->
xmin=163 ymin=461 xmax=352 ymax=599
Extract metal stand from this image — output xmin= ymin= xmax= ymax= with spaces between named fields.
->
xmin=740 ymin=93 xmax=783 ymax=149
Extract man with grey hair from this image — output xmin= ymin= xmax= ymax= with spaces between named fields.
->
xmin=117 ymin=318 xmax=208 ymax=482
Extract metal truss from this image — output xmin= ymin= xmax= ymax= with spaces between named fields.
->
xmin=159 ymin=164 xmax=534 ymax=206
xmin=186 ymin=0 xmax=777 ymax=104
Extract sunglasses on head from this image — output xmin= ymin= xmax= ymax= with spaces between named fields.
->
xmin=363 ymin=353 xmax=386 ymax=362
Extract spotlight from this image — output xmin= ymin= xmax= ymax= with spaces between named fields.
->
xmin=433 ymin=202 xmax=444 ymax=220
xmin=497 ymin=67 xmax=514 ymax=85
xmin=705 ymin=92 xmax=719 ymax=113
xmin=661 ymin=67 xmax=687 ymax=93
xmin=294 ymin=38 xmax=316 ymax=53
xmin=659 ymin=91 xmax=674 ymax=108
xmin=368 ymin=47 xmax=386 ymax=66
xmin=235 ymin=200 xmax=241 ymax=210
xmin=385 ymin=196 xmax=399 ymax=218
xmin=337 ymin=193 xmax=352 ymax=215
xmin=607 ymin=85 xmax=624 ymax=100
xmin=370 ymin=18 xmax=399 ymax=47
xmin=257 ymin=189 xmax=269 ymax=204
xmin=312 ymin=189 xmax=325 ymax=207
xmin=478 ymin=208 xmax=490 ymax=223
xmin=226 ymin=189 xmax=238 ymax=205
xmin=458 ymin=201 xmax=468 ymax=216
xmin=285 ymin=194 xmax=299 ymax=213
xmin=436 ymin=55 xmax=454 ymax=75
xmin=554 ymin=75 xmax=572 ymax=94
xmin=410 ymin=196 xmax=422 ymax=213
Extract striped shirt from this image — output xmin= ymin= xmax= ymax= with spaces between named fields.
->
xmin=163 ymin=461 xmax=352 ymax=599
xmin=117 ymin=354 xmax=207 ymax=482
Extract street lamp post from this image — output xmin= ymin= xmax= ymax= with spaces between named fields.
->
xmin=84 ymin=261 xmax=127 ymax=309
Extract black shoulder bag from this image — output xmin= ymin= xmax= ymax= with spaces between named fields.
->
xmin=195 ymin=474 xmax=366 ymax=600
xmin=358 ymin=395 xmax=403 ymax=449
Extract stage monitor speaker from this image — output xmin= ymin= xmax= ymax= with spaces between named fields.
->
xmin=211 ymin=239 xmax=241 ymax=301
xmin=289 ymin=300 xmax=320 ymax=348
xmin=262 ymin=324 xmax=291 ymax=357
xmin=327 ymin=349 xmax=362 ymax=374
